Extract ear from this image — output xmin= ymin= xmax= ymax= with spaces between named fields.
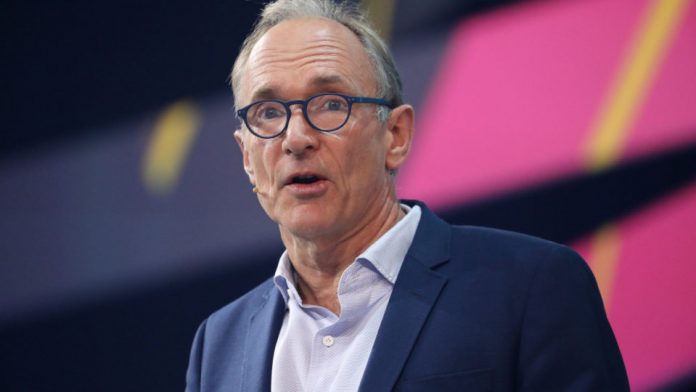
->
xmin=384 ymin=104 xmax=415 ymax=171
xmin=234 ymin=129 xmax=256 ymax=185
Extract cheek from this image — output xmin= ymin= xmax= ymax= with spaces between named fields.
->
xmin=339 ymin=127 xmax=387 ymax=185
xmin=356 ymin=121 xmax=388 ymax=162
xmin=248 ymin=143 xmax=277 ymax=181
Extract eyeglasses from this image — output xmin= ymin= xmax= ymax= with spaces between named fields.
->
xmin=236 ymin=93 xmax=395 ymax=139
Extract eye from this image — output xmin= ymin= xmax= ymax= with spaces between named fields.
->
xmin=321 ymin=96 xmax=348 ymax=112
xmin=324 ymin=99 xmax=347 ymax=111
xmin=260 ymin=107 xmax=282 ymax=119
xmin=251 ymin=102 xmax=285 ymax=121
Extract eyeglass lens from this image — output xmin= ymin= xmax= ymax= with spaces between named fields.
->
xmin=246 ymin=95 xmax=350 ymax=137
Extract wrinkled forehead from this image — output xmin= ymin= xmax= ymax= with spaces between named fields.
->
xmin=239 ymin=17 xmax=377 ymax=102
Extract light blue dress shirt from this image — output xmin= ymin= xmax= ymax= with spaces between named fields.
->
xmin=271 ymin=205 xmax=422 ymax=392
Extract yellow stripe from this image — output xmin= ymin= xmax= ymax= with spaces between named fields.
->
xmin=143 ymin=100 xmax=201 ymax=195
xmin=362 ymin=0 xmax=397 ymax=41
xmin=588 ymin=225 xmax=621 ymax=311
xmin=585 ymin=0 xmax=690 ymax=171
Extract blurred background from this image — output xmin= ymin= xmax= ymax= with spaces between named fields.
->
xmin=1 ymin=0 xmax=694 ymax=390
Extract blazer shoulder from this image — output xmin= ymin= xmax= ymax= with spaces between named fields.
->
xmin=452 ymin=225 xmax=562 ymax=250
xmin=446 ymin=225 xmax=588 ymax=278
xmin=206 ymin=278 xmax=278 ymax=328
xmin=187 ymin=278 xmax=283 ymax=391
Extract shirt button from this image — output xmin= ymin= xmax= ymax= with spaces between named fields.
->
xmin=322 ymin=335 xmax=335 ymax=347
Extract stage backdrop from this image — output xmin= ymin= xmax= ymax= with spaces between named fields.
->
xmin=1 ymin=0 xmax=694 ymax=391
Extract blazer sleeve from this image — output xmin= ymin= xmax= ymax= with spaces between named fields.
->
xmin=516 ymin=245 xmax=630 ymax=391
xmin=185 ymin=319 xmax=207 ymax=392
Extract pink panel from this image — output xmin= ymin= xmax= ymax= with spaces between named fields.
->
xmin=397 ymin=0 xmax=696 ymax=209
xmin=398 ymin=0 xmax=646 ymax=207
xmin=611 ymin=184 xmax=696 ymax=390
xmin=576 ymin=184 xmax=696 ymax=391
xmin=624 ymin=2 xmax=696 ymax=160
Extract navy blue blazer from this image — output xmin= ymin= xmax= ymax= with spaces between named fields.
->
xmin=186 ymin=201 xmax=629 ymax=391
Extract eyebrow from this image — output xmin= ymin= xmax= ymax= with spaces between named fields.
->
xmin=248 ymin=74 xmax=353 ymax=102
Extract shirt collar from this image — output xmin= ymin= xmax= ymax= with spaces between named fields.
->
xmin=273 ymin=204 xmax=422 ymax=304
xmin=355 ymin=204 xmax=421 ymax=284
xmin=273 ymin=250 xmax=296 ymax=304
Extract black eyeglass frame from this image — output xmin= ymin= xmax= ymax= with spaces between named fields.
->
xmin=236 ymin=93 xmax=395 ymax=139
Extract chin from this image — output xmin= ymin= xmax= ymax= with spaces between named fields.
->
xmin=280 ymin=207 xmax=338 ymax=238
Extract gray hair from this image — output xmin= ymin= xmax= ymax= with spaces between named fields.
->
xmin=230 ymin=0 xmax=403 ymax=121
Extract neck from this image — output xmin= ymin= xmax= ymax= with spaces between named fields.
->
xmin=282 ymin=197 xmax=405 ymax=315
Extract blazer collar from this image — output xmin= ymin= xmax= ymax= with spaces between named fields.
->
xmin=359 ymin=200 xmax=452 ymax=392
xmin=241 ymin=284 xmax=285 ymax=391
xmin=401 ymin=200 xmax=451 ymax=268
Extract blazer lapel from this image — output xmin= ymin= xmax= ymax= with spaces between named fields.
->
xmin=359 ymin=202 xmax=451 ymax=392
xmin=241 ymin=285 xmax=285 ymax=391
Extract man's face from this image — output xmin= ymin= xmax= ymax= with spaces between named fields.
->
xmin=235 ymin=17 xmax=401 ymax=241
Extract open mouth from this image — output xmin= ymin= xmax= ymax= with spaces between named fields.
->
xmin=290 ymin=175 xmax=322 ymax=185
xmin=284 ymin=173 xmax=328 ymax=195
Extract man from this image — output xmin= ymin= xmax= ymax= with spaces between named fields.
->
xmin=186 ymin=0 xmax=629 ymax=390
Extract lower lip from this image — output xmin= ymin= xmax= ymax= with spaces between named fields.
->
xmin=284 ymin=179 xmax=328 ymax=197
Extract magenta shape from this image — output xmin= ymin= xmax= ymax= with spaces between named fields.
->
xmin=623 ymin=1 xmax=696 ymax=160
xmin=398 ymin=0 xmax=685 ymax=208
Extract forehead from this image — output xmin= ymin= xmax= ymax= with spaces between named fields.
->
xmin=240 ymin=17 xmax=376 ymax=101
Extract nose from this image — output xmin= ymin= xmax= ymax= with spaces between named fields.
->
xmin=282 ymin=106 xmax=318 ymax=156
